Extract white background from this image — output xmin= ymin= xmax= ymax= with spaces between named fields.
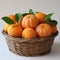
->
xmin=0 ymin=0 xmax=60 ymax=60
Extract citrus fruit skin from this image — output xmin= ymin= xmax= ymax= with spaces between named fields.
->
xmin=22 ymin=14 xmax=39 ymax=28
xmin=36 ymin=23 xmax=52 ymax=37
xmin=4 ymin=23 xmax=10 ymax=32
xmin=51 ymin=25 xmax=57 ymax=33
xmin=22 ymin=28 xmax=37 ymax=39
xmin=8 ymin=24 xmax=23 ymax=37
xmin=35 ymin=12 xmax=45 ymax=23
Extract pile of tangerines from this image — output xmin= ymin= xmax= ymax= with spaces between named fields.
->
xmin=2 ymin=9 xmax=58 ymax=39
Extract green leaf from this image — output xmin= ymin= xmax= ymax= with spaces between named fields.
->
xmin=15 ymin=13 xmax=22 ymax=22
xmin=35 ymin=12 xmax=40 ymax=13
xmin=44 ymin=13 xmax=53 ymax=21
xmin=29 ymin=9 xmax=34 ymax=14
xmin=22 ymin=13 xmax=29 ymax=17
xmin=2 ymin=17 xmax=14 ymax=24
xmin=47 ymin=20 xmax=57 ymax=25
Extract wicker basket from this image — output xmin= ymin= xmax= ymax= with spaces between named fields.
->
xmin=2 ymin=31 xmax=58 ymax=56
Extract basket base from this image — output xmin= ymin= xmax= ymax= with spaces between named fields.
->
xmin=9 ymin=48 xmax=51 ymax=56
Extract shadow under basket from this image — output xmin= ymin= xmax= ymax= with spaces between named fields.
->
xmin=2 ymin=31 xmax=58 ymax=56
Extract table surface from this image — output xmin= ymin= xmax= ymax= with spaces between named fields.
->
xmin=0 ymin=0 xmax=60 ymax=60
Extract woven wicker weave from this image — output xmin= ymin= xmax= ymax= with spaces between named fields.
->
xmin=2 ymin=31 xmax=58 ymax=56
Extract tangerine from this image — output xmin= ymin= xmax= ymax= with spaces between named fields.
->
xmin=4 ymin=23 xmax=10 ymax=32
xmin=51 ymin=25 xmax=57 ymax=33
xmin=35 ymin=12 xmax=45 ymax=23
xmin=8 ymin=24 xmax=23 ymax=37
xmin=36 ymin=23 xmax=52 ymax=37
xmin=8 ymin=15 xmax=16 ymax=23
xmin=22 ymin=28 xmax=37 ymax=39
xmin=22 ymin=14 xmax=39 ymax=28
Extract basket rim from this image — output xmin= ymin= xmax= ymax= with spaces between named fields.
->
xmin=2 ymin=30 xmax=58 ymax=42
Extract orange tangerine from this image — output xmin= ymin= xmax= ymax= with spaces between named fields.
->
xmin=22 ymin=28 xmax=37 ymax=39
xmin=51 ymin=25 xmax=57 ymax=33
xmin=8 ymin=24 xmax=23 ymax=37
xmin=8 ymin=15 xmax=17 ymax=23
xmin=35 ymin=12 xmax=45 ymax=23
xmin=4 ymin=23 xmax=10 ymax=32
xmin=36 ymin=23 xmax=52 ymax=37
xmin=22 ymin=14 xmax=39 ymax=28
